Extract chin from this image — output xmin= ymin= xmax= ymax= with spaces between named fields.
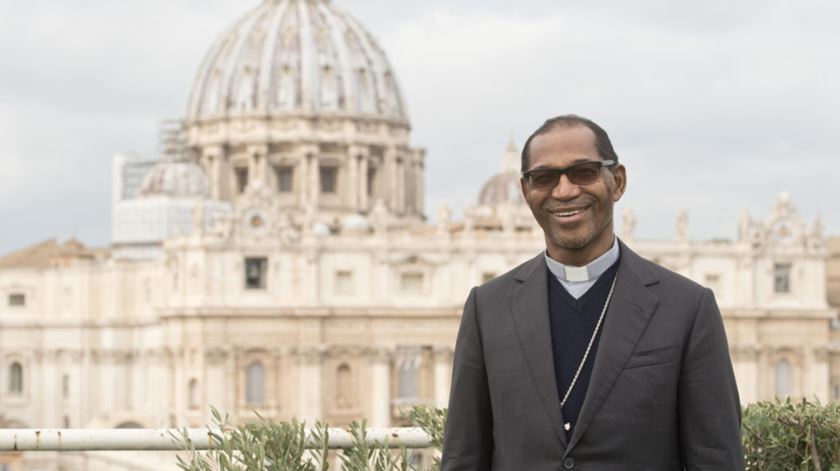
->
xmin=550 ymin=234 xmax=595 ymax=251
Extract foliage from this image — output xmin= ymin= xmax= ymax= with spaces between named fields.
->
xmin=165 ymin=399 xmax=837 ymax=470
xmin=742 ymin=398 xmax=840 ymax=471
xmin=407 ymin=406 xmax=447 ymax=471
xmin=173 ymin=406 xmax=447 ymax=471
xmin=173 ymin=407 xmax=329 ymax=471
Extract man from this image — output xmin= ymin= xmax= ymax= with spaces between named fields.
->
xmin=441 ymin=115 xmax=744 ymax=470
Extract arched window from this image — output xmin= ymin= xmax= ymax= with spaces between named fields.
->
xmin=336 ymin=363 xmax=352 ymax=409
xmin=62 ymin=374 xmax=70 ymax=399
xmin=9 ymin=362 xmax=23 ymax=394
xmin=245 ymin=361 xmax=265 ymax=405
xmin=189 ymin=379 xmax=200 ymax=409
xmin=775 ymin=360 xmax=791 ymax=398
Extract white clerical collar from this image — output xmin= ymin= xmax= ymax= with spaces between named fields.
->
xmin=544 ymin=237 xmax=620 ymax=283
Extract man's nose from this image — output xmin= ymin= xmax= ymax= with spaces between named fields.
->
xmin=551 ymin=173 xmax=582 ymax=200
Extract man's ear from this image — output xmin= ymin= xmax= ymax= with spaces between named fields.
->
xmin=612 ymin=164 xmax=627 ymax=201
xmin=520 ymin=177 xmax=529 ymax=200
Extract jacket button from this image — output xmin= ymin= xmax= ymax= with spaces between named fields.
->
xmin=563 ymin=457 xmax=575 ymax=470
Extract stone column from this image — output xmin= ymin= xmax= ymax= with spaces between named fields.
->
xmin=370 ymin=348 xmax=392 ymax=427
xmin=146 ymin=351 xmax=162 ymax=425
xmin=297 ymin=347 xmax=323 ymax=424
xmin=203 ymin=146 xmax=224 ymax=200
xmin=757 ymin=347 xmax=771 ymax=401
xmin=39 ymin=351 xmax=58 ymax=427
xmin=100 ymin=351 xmax=116 ymax=414
xmin=347 ymin=147 xmax=360 ymax=211
xmin=173 ymin=348 xmax=187 ymax=426
xmin=226 ymin=348 xmax=237 ymax=418
xmin=396 ymin=157 xmax=406 ymax=214
xmin=732 ymin=346 xmax=758 ymax=404
xmin=808 ymin=347 xmax=830 ymax=403
xmin=205 ymin=348 xmax=228 ymax=418
xmin=433 ymin=347 xmax=453 ymax=408
xmin=359 ymin=156 xmax=369 ymax=211
xmin=385 ymin=146 xmax=398 ymax=212
xmin=308 ymin=148 xmax=321 ymax=207
xmin=299 ymin=151 xmax=310 ymax=208
xmin=248 ymin=144 xmax=269 ymax=186
xmin=80 ymin=349 xmax=91 ymax=426
xmin=415 ymin=153 xmax=425 ymax=215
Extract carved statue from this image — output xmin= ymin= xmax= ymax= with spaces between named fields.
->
xmin=621 ymin=208 xmax=636 ymax=241
xmin=738 ymin=210 xmax=751 ymax=242
xmin=191 ymin=199 xmax=206 ymax=236
xmin=676 ymin=209 xmax=689 ymax=242
xmin=370 ymin=199 xmax=389 ymax=236
xmin=437 ymin=204 xmax=451 ymax=235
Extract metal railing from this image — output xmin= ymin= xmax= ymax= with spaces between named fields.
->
xmin=0 ymin=428 xmax=431 ymax=452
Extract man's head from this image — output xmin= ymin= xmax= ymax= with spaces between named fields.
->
xmin=520 ymin=114 xmax=619 ymax=173
xmin=520 ymin=115 xmax=627 ymax=266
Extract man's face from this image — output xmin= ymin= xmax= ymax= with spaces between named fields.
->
xmin=520 ymin=125 xmax=626 ymax=266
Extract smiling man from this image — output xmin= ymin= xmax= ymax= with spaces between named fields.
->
xmin=441 ymin=115 xmax=744 ymax=470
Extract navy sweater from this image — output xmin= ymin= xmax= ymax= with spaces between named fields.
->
xmin=547 ymin=260 xmax=619 ymax=434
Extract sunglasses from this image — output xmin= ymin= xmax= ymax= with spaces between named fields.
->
xmin=522 ymin=159 xmax=616 ymax=190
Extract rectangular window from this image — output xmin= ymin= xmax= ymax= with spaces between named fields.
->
xmin=244 ymin=257 xmax=268 ymax=290
xmin=235 ymin=167 xmax=249 ymax=194
xmin=774 ymin=263 xmax=792 ymax=293
xmin=276 ymin=166 xmax=294 ymax=193
xmin=335 ymin=270 xmax=354 ymax=295
xmin=320 ymin=166 xmax=337 ymax=194
xmin=400 ymin=272 xmax=424 ymax=294
xmin=8 ymin=293 xmax=25 ymax=307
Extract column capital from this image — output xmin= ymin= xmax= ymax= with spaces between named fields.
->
xmin=365 ymin=347 xmax=393 ymax=364
xmin=247 ymin=144 xmax=269 ymax=156
xmin=297 ymin=144 xmax=320 ymax=157
xmin=202 ymin=145 xmax=225 ymax=158
xmin=348 ymin=144 xmax=370 ymax=158
xmin=295 ymin=346 xmax=326 ymax=364
xmin=205 ymin=347 xmax=230 ymax=365
xmin=433 ymin=346 xmax=454 ymax=361
xmin=731 ymin=345 xmax=759 ymax=361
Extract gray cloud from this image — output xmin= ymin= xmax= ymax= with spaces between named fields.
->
xmin=1 ymin=0 xmax=838 ymax=254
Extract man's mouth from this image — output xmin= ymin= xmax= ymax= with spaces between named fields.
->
xmin=549 ymin=206 xmax=589 ymax=218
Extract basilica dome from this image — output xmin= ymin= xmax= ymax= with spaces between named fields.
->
xmin=137 ymin=160 xmax=209 ymax=198
xmin=186 ymin=0 xmax=409 ymax=124
xmin=478 ymin=139 xmax=525 ymax=206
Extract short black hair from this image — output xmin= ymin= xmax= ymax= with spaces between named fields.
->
xmin=521 ymin=114 xmax=619 ymax=173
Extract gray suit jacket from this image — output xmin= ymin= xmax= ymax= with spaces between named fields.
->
xmin=442 ymin=241 xmax=744 ymax=470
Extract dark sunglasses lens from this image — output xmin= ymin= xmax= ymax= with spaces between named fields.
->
xmin=567 ymin=163 xmax=601 ymax=185
xmin=529 ymin=170 xmax=560 ymax=189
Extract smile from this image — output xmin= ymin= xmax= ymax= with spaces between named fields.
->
xmin=549 ymin=206 xmax=589 ymax=218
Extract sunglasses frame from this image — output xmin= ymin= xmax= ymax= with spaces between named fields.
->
xmin=522 ymin=159 xmax=616 ymax=189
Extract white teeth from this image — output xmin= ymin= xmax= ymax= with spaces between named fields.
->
xmin=555 ymin=209 xmax=584 ymax=217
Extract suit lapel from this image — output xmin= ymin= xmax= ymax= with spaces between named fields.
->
xmin=567 ymin=242 xmax=660 ymax=450
xmin=508 ymin=254 xmax=568 ymax=447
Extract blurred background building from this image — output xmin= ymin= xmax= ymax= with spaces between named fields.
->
xmin=0 ymin=0 xmax=838 ymax=469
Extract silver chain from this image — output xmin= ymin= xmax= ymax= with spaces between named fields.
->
xmin=560 ymin=272 xmax=618 ymax=409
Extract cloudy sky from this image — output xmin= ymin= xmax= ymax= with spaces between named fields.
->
xmin=1 ymin=0 xmax=838 ymax=254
